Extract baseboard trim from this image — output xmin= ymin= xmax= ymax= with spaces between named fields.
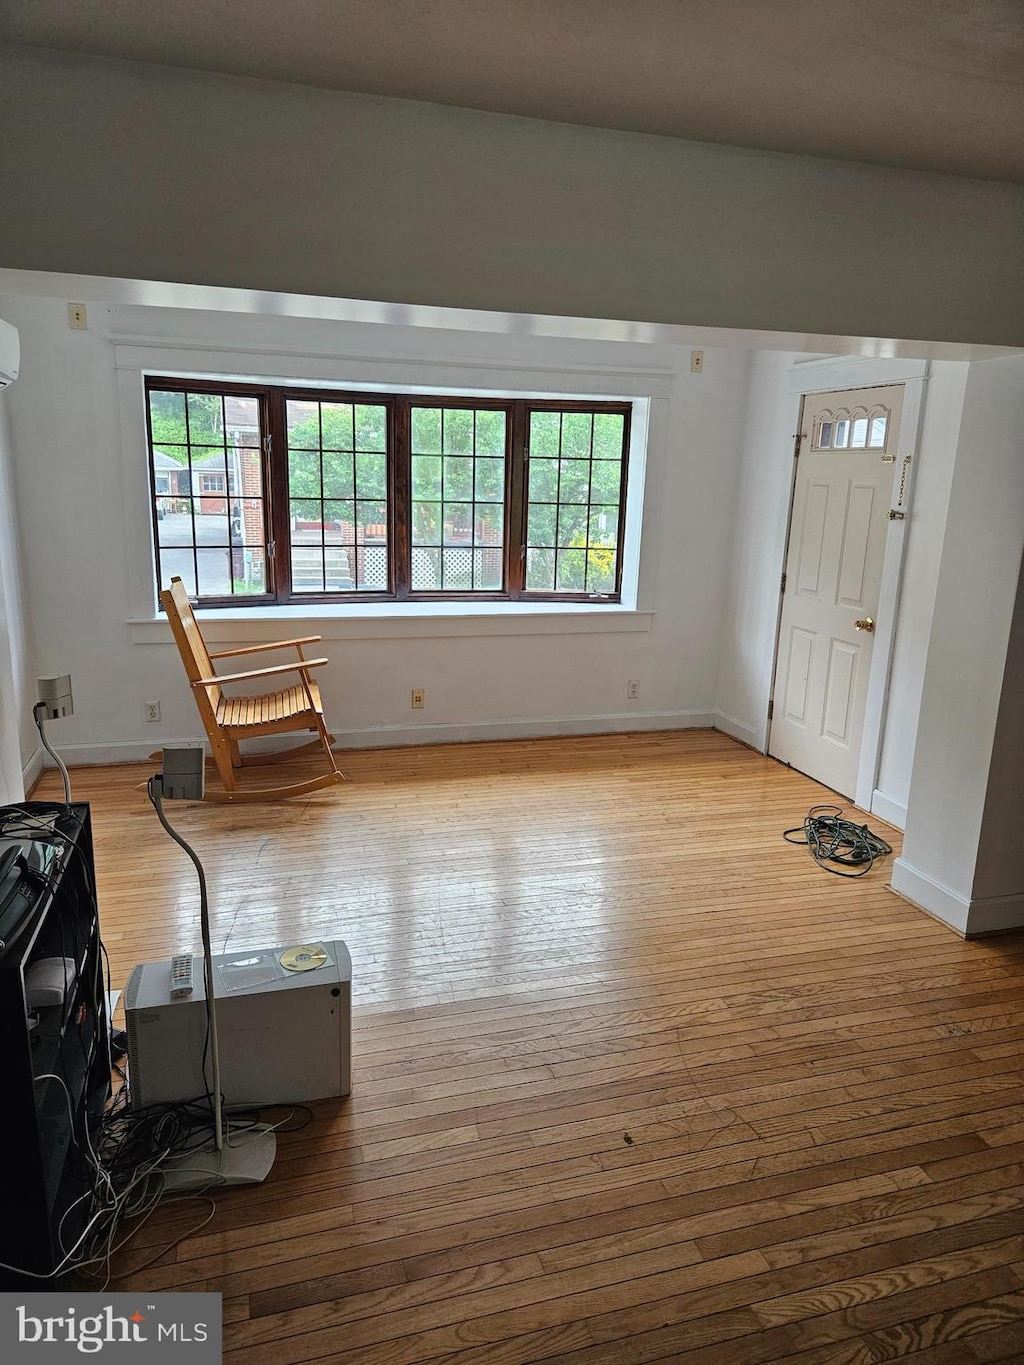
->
xmin=964 ymin=892 xmax=1024 ymax=938
xmin=870 ymin=789 xmax=907 ymax=831
xmin=890 ymin=857 xmax=969 ymax=935
xmin=21 ymin=744 xmax=44 ymax=798
xmin=42 ymin=710 xmax=719 ymax=766
xmin=713 ymin=712 xmax=763 ymax=752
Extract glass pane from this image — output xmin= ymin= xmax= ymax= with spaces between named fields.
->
xmin=322 ymin=451 xmax=355 ymax=499
xmin=196 ymin=548 xmax=231 ymax=598
xmin=286 ymin=400 xmax=320 ymax=448
xmin=442 ymin=546 xmax=473 ymax=590
xmin=355 ymin=451 xmax=387 ymax=499
xmin=412 ymin=501 xmax=441 ymax=544
xmin=232 ymin=546 xmax=266 ymax=595
xmin=851 ymin=417 xmax=868 ymax=448
xmin=592 ymin=412 xmax=624 ymax=459
xmin=323 ymin=500 xmax=354 ymax=542
xmin=589 ymin=506 xmax=619 ymax=545
xmin=443 ymin=408 xmax=474 ymax=454
xmin=292 ymin=546 xmax=324 ymax=592
xmin=233 ymin=446 xmax=264 ymax=499
xmin=411 ymin=546 xmax=441 ymax=590
xmin=324 ymin=545 xmax=354 ymax=591
xmin=159 ymin=550 xmax=194 ymax=596
xmin=473 ymin=548 xmax=503 ymax=591
xmin=443 ymin=503 xmax=473 ymax=543
xmin=187 ymin=392 xmax=223 ymax=445
xmin=528 ymin=459 xmax=559 ymax=502
xmin=590 ymin=460 xmax=622 ymax=504
xmin=556 ymin=508 xmax=587 ymax=548
xmin=289 ymin=448 xmax=321 ymax=498
xmin=158 ymin=505 xmax=195 ymax=547
xmin=149 ymin=391 xmax=187 ymax=443
xmin=290 ymin=497 xmax=320 ymax=526
xmin=443 ymin=456 xmax=473 ymax=502
xmin=556 ymin=549 xmax=587 ymax=592
xmin=195 ymin=500 xmax=230 ymax=544
xmin=869 ymin=415 xmax=888 ymax=447
xmin=558 ymin=460 xmax=590 ymax=504
xmin=358 ymin=501 xmax=387 ymax=536
xmin=475 ymin=409 xmax=506 ymax=457
xmin=562 ymin=412 xmax=592 ymax=458
xmin=818 ymin=421 xmax=833 ymax=449
xmin=587 ymin=547 xmax=617 ymax=593
xmin=528 ymin=503 xmax=557 ymax=547
xmin=526 ymin=547 xmax=555 ymax=592
xmin=411 ymin=407 xmax=441 ymax=454
xmin=412 ymin=455 xmax=442 ymax=500
xmin=475 ymin=457 xmax=504 ymax=502
xmin=233 ymin=497 xmax=264 ymax=548
xmin=529 ymin=411 xmax=560 ymax=457
xmin=320 ymin=402 xmax=354 ymax=450
xmin=833 ymin=418 xmax=850 ymax=448
xmin=476 ymin=504 xmax=504 ymax=545
xmin=355 ymin=404 xmax=386 ymax=451
xmin=358 ymin=541 xmax=388 ymax=591
xmin=224 ymin=396 xmax=260 ymax=445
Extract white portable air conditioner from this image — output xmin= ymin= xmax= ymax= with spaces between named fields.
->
xmin=125 ymin=941 xmax=352 ymax=1108
xmin=0 ymin=319 xmax=20 ymax=388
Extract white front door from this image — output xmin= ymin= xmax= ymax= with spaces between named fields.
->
xmin=769 ymin=384 xmax=905 ymax=797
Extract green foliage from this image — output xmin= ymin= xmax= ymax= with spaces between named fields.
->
xmin=149 ymin=390 xmax=223 ymax=464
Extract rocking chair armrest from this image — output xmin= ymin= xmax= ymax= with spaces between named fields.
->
xmin=192 ymin=658 xmax=329 ymax=687
xmin=207 ymin=636 xmax=323 ymax=659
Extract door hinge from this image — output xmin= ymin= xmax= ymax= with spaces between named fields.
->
xmin=780 ymin=571 xmax=787 ymax=594
xmin=767 ymin=699 xmax=774 ymax=720
xmin=263 ymin=433 xmax=273 ymax=457
xmin=267 ymin=538 xmax=276 ymax=557
xmin=793 ymin=432 xmax=805 ymax=458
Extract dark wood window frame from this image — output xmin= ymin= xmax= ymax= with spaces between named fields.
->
xmin=146 ymin=377 xmax=632 ymax=608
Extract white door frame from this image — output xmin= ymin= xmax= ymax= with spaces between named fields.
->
xmin=766 ymin=357 xmax=929 ymax=814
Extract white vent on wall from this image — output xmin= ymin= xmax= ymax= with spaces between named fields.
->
xmin=0 ymin=319 xmax=20 ymax=388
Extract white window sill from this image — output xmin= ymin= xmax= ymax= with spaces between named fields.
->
xmin=128 ymin=603 xmax=655 ymax=644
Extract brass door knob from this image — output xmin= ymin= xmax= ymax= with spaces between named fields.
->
xmin=854 ymin=617 xmax=875 ymax=633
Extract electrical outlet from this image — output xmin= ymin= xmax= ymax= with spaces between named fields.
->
xmin=411 ymin=688 xmax=425 ymax=710
xmin=145 ymin=700 xmax=161 ymax=723
xmin=67 ymin=303 xmax=88 ymax=331
xmin=690 ymin=349 xmax=704 ymax=373
xmin=626 ymin=679 xmax=640 ymax=700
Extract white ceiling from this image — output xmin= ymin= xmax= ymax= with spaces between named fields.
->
xmin=2 ymin=0 xmax=1023 ymax=182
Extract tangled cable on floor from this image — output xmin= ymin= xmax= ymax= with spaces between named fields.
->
xmin=783 ymin=803 xmax=893 ymax=877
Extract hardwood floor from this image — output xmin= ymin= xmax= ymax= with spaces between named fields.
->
xmin=34 ymin=730 xmax=1024 ymax=1363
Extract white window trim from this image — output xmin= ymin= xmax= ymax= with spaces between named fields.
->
xmin=116 ymin=340 xmax=667 ymax=631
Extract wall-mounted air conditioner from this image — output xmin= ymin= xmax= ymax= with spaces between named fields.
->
xmin=0 ymin=319 xmax=20 ymax=388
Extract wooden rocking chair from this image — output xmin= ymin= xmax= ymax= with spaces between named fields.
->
xmin=160 ymin=576 xmax=345 ymax=802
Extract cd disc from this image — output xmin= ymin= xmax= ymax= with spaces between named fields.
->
xmin=280 ymin=944 xmax=328 ymax=972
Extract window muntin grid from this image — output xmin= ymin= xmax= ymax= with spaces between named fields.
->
xmin=146 ymin=381 xmax=631 ymax=605
xmin=147 ymin=387 xmax=268 ymax=600
xmin=284 ymin=398 xmax=389 ymax=593
xmin=409 ymin=406 xmax=507 ymax=593
xmin=525 ymin=409 xmax=625 ymax=595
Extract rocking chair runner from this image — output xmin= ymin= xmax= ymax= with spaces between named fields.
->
xmin=160 ymin=576 xmax=345 ymax=802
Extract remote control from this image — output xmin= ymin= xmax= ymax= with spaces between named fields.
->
xmin=169 ymin=953 xmax=194 ymax=999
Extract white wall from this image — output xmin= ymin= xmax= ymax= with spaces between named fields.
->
xmin=714 ymin=350 xmax=801 ymax=750
xmin=893 ymin=354 xmax=1024 ymax=935
xmin=873 ymin=363 xmax=968 ymax=819
xmin=0 ymin=387 xmax=35 ymax=801
xmin=0 ymin=287 xmax=751 ymax=764
xmin=1 ymin=46 xmax=1022 ymax=346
